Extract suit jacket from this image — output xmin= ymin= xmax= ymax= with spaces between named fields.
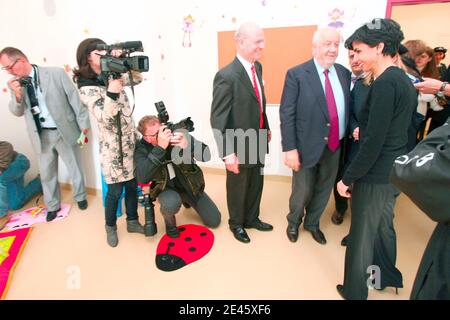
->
xmin=210 ymin=57 xmax=270 ymax=167
xmin=8 ymin=66 xmax=90 ymax=154
xmin=279 ymin=59 xmax=351 ymax=169
xmin=345 ymin=78 xmax=370 ymax=166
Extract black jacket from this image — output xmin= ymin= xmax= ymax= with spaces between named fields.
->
xmin=134 ymin=135 xmax=210 ymax=201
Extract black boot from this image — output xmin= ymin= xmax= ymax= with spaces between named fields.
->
xmin=164 ymin=214 xmax=179 ymax=238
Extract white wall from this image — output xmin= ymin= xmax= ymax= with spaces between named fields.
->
xmin=0 ymin=0 xmax=388 ymax=189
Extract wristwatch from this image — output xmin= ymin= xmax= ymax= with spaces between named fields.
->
xmin=436 ymin=81 xmax=448 ymax=98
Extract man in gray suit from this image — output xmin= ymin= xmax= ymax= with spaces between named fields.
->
xmin=0 ymin=47 xmax=90 ymax=221
xmin=280 ymin=28 xmax=350 ymax=245
xmin=210 ymin=22 xmax=273 ymax=243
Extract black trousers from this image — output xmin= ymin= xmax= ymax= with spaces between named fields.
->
xmin=342 ymin=182 xmax=403 ymax=300
xmin=333 ymin=151 xmax=349 ymax=215
xmin=105 ymin=178 xmax=138 ymax=227
xmin=226 ymin=166 xmax=264 ymax=229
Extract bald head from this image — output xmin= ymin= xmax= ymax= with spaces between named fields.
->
xmin=235 ymin=22 xmax=265 ymax=63
xmin=312 ymin=27 xmax=341 ymax=68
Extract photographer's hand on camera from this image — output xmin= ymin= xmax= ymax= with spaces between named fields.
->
xmin=8 ymin=78 xmax=22 ymax=102
xmin=157 ymin=125 xmax=173 ymax=150
xmin=170 ymin=131 xmax=188 ymax=149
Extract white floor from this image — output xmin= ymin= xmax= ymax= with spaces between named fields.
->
xmin=4 ymin=171 xmax=435 ymax=300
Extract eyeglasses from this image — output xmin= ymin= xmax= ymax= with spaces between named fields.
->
xmin=1 ymin=59 xmax=20 ymax=71
xmin=143 ymin=132 xmax=158 ymax=138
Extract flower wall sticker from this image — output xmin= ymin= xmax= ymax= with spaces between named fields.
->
xmin=328 ymin=8 xmax=345 ymax=29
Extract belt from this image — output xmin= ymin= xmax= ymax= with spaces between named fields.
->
xmin=41 ymin=127 xmax=57 ymax=130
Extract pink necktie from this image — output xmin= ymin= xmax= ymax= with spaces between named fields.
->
xmin=251 ymin=65 xmax=264 ymax=129
xmin=324 ymin=69 xmax=340 ymax=152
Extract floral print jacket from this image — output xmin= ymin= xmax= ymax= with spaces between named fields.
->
xmin=78 ymin=72 xmax=142 ymax=184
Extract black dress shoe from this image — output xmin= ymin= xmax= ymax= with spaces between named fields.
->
xmin=46 ymin=208 xmax=61 ymax=222
xmin=341 ymin=234 xmax=349 ymax=247
xmin=336 ymin=284 xmax=346 ymax=299
xmin=77 ymin=200 xmax=88 ymax=210
xmin=231 ymin=227 xmax=250 ymax=243
xmin=331 ymin=210 xmax=345 ymax=225
xmin=307 ymin=228 xmax=327 ymax=244
xmin=286 ymin=224 xmax=299 ymax=242
xmin=245 ymin=220 xmax=273 ymax=231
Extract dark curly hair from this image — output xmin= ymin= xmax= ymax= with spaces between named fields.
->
xmin=73 ymin=38 xmax=106 ymax=82
xmin=345 ymin=18 xmax=404 ymax=57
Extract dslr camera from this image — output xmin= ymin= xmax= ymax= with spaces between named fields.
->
xmin=154 ymin=101 xmax=194 ymax=132
xmin=17 ymin=77 xmax=40 ymax=115
xmin=96 ymin=41 xmax=149 ymax=79
xmin=17 ymin=77 xmax=33 ymax=87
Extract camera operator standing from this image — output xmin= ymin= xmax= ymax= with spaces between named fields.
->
xmin=0 ymin=47 xmax=90 ymax=222
xmin=74 ymin=38 xmax=144 ymax=247
xmin=135 ymin=116 xmax=221 ymax=238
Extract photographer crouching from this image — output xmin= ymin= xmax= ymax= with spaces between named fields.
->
xmin=73 ymin=38 xmax=147 ymax=247
xmin=135 ymin=115 xmax=221 ymax=238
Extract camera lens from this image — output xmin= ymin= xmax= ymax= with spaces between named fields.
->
xmin=39 ymin=117 xmax=45 ymax=122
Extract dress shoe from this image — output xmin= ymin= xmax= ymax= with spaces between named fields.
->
xmin=331 ymin=210 xmax=345 ymax=225
xmin=0 ymin=215 xmax=9 ymax=231
xmin=341 ymin=234 xmax=349 ymax=247
xmin=231 ymin=227 xmax=250 ymax=243
xmin=46 ymin=208 xmax=61 ymax=222
xmin=336 ymin=284 xmax=346 ymax=299
xmin=245 ymin=220 xmax=273 ymax=231
xmin=286 ymin=224 xmax=299 ymax=242
xmin=77 ymin=200 xmax=88 ymax=210
xmin=306 ymin=228 xmax=327 ymax=245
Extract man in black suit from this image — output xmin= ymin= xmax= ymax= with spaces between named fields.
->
xmin=210 ymin=22 xmax=273 ymax=243
xmin=280 ymin=28 xmax=350 ymax=245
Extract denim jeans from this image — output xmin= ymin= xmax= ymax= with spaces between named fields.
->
xmin=0 ymin=153 xmax=42 ymax=217
xmin=105 ymin=178 xmax=138 ymax=227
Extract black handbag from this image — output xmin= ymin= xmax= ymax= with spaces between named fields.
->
xmin=390 ymin=118 xmax=450 ymax=224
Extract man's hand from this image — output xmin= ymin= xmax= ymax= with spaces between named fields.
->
xmin=8 ymin=78 xmax=22 ymax=102
xmin=268 ymin=130 xmax=272 ymax=143
xmin=224 ymin=153 xmax=239 ymax=174
xmin=337 ymin=180 xmax=351 ymax=198
xmin=284 ymin=149 xmax=300 ymax=172
xmin=353 ymin=127 xmax=360 ymax=141
xmin=414 ymin=78 xmax=443 ymax=94
xmin=170 ymin=131 xmax=188 ymax=149
xmin=157 ymin=125 xmax=173 ymax=150
xmin=77 ymin=130 xmax=89 ymax=147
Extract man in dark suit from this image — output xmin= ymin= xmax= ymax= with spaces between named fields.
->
xmin=210 ymin=22 xmax=273 ymax=243
xmin=331 ymin=49 xmax=364 ymax=227
xmin=280 ymin=28 xmax=350 ymax=245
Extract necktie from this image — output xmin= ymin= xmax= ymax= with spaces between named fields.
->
xmin=24 ymin=79 xmax=42 ymax=134
xmin=251 ymin=65 xmax=264 ymax=129
xmin=324 ymin=69 xmax=340 ymax=152
xmin=351 ymin=75 xmax=358 ymax=85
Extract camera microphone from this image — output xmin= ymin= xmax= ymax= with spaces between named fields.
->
xmin=95 ymin=41 xmax=143 ymax=51
xmin=95 ymin=44 xmax=112 ymax=50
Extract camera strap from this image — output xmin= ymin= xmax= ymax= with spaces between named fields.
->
xmin=119 ymin=70 xmax=136 ymax=118
xmin=24 ymin=66 xmax=42 ymax=134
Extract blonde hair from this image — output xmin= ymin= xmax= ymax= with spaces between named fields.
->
xmin=137 ymin=115 xmax=159 ymax=135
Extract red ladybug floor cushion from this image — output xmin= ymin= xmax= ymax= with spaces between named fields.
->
xmin=156 ymin=224 xmax=214 ymax=271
